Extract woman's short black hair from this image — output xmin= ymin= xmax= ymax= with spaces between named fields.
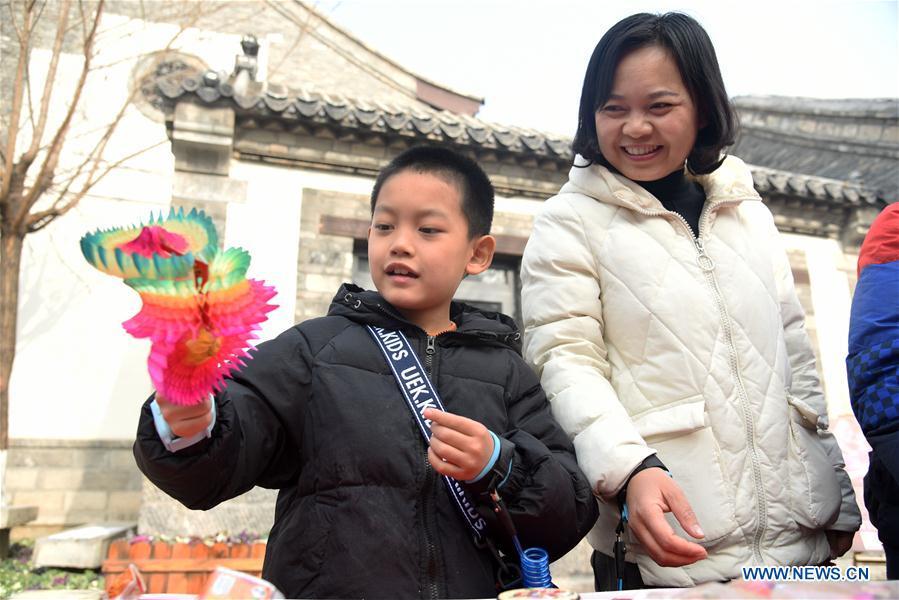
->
xmin=370 ymin=145 xmax=494 ymax=238
xmin=572 ymin=12 xmax=738 ymax=175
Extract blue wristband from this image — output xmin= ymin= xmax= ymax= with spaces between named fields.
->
xmin=496 ymin=458 xmax=514 ymax=489
xmin=466 ymin=430 xmax=502 ymax=483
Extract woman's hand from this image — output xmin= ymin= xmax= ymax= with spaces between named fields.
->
xmin=155 ymin=392 xmax=213 ymax=438
xmin=625 ymin=468 xmax=708 ymax=567
xmin=825 ymin=530 xmax=854 ymax=560
xmin=424 ymin=408 xmax=494 ymax=481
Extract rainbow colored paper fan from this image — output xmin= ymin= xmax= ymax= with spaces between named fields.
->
xmin=80 ymin=208 xmax=277 ymax=406
xmin=80 ymin=207 xmax=218 ymax=280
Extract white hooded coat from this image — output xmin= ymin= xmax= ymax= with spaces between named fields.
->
xmin=521 ymin=155 xmax=861 ymax=586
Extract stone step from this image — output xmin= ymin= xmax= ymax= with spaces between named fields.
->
xmin=33 ymin=522 xmax=136 ymax=569
xmin=0 ymin=504 xmax=39 ymax=558
xmin=0 ymin=505 xmax=38 ymax=529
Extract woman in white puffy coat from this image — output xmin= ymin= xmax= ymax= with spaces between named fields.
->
xmin=521 ymin=12 xmax=861 ymax=590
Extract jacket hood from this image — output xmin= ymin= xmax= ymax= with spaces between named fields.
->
xmin=563 ymin=154 xmax=761 ymax=212
xmin=328 ymin=283 xmax=523 ymax=352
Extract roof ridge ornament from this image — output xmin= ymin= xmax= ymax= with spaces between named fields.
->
xmin=234 ymin=34 xmax=259 ymax=81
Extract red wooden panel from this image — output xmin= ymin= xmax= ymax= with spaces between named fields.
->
xmin=106 ymin=539 xmax=129 ymax=560
xmin=166 ymin=542 xmax=192 ymax=593
xmin=130 ymin=540 xmax=152 ymax=560
xmin=147 ymin=541 xmax=172 ymax=593
xmin=187 ymin=544 xmax=210 ymax=594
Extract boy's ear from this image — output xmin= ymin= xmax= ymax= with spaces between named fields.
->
xmin=466 ymin=235 xmax=496 ymax=276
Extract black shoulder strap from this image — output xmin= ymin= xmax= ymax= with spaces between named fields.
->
xmin=366 ymin=325 xmax=488 ymax=542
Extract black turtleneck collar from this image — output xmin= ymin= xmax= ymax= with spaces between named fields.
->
xmin=636 ymin=168 xmax=706 ymax=238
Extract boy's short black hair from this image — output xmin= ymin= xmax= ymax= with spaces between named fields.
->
xmin=572 ymin=12 xmax=738 ymax=175
xmin=370 ymin=145 xmax=494 ymax=238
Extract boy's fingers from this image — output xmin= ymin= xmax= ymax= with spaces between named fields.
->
xmin=429 ymin=437 xmax=467 ymax=468
xmin=424 ymin=408 xmax=481 ymax=435
xmin=428 ymin=447 xmax=464 ymax=478
xmin=431 ymin=423 xmax=473 ymax=449
xmin=160 ymin=396 xmax=211 ymax=420
xmin=164 ymin=405 xmax=209 ymax=422
xmin=157 ymin=394 xmax=212 ymax=438
xmin=169 ymin=412 xmax=213 ymax=438
xmin=432 ymin=424 xmax=494 ymax=463
xmin=161 ymin=409 xmax=208 ymax=429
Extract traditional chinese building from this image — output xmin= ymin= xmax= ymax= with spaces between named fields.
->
xmin=4 ymin=0 xmax=894 ymax=577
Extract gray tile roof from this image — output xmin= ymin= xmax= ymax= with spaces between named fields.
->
xmin=750 ymin=165 xmax=881 ymax=206
xmin=158 ymin=73 xmax=888 ymax=208
xmin=734 ymin=95 xmax=898 ymax=118
xmin=732 ymin=95 xmax=898 ymax=201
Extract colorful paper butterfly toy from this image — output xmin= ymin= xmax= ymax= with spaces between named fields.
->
xmin=81 ymin=208 xmax=277 ymax=405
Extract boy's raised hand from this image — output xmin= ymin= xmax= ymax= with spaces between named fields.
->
xmin=424 ymin=408 xmax=494 ymax=481
xmin=155 ymin=393 xmax=213 ymax=438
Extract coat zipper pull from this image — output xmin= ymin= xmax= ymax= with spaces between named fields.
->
xmin=694 ymin=237 xmax=716 ymax=272
xmin=425 ymin=335 xmax=436 ymax=376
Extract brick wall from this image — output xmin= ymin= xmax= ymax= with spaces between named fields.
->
xmin=6 ymin=440 xmax=143 ymax=540
xmin=138 ymin=480 xmax=277 ymax=538
xmin=295 ymin=187 xmax=367 ymax=322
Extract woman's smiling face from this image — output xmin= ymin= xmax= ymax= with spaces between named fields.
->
xmin=594 ymin=45 xmax=700 ymax=182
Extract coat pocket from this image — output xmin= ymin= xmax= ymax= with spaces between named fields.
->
xmin=785 ymin=392 xmax=841 ymax=530
xmin=292 ymin=492 xmax=339 ymax=592
xmin=635 ymin=400 xmax=739 ymax=544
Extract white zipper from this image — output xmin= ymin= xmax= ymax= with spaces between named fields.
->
xmin=691 ymin=221 xmax=766 ymax=565
xmin=627 ymin=197 xmax=767 ymax=563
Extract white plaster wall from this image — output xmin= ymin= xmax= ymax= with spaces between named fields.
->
xmin=11 ymin=198 xmax=162 ymax=440
xmin=7 ymin=12 xmax=254 ymax=441
xmin=10 ymin=145 xmax=389 ymax=440
xmin=495 ymin=195 xmax=548 ymax=216
xmin=9 ymin=72 xmax=175 ymax=439
xmin=781 ymin=233 xmax=854 ymax=418
xmin=225 ymin=161 xmax=323 ymax=342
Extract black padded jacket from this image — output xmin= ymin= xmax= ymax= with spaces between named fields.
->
xmin=134 ymin=284 xmax=598 ymax=599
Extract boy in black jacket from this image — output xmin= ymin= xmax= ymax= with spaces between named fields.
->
xmin=134 ymin=146 xmax=598 ymax=599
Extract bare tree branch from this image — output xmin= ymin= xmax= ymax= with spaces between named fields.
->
xmin=22 ymin=0 xmax=71 ymax=166
xmin=2 ymin=0 xmax=227 ymax=461
xmin=1 ymin=2 xmax=32 ymax=203
xmin=27 ymin=117 xmax=131 ymax=159
xmin=78 ymin=0 xmax=87 ymax=41
xmin=90 ymin=50 xmax=168 ymax=72
xmin=29 ymin=76 xmax=138 ymax=224
xmin=15 ymin=0 xmax=104 ymax=225
xmin=265 ymin=0 xmax=313 ymax=81
xmin=19 ymin=1 xmax=211 ymax=166
xmin=23 ymin=45 xmax=38 ymax=141
xmin=21 ymin=0 xmax=55 ymax=165
xmin=24 ymin=0 xmax=210 ymax=204
xmin=30 ymin=0 xmax=49 ymax=28
xmin=27 ymin=138 xmax=167 ymax=233
xmin=5 ymin=1 xmax=26 ymax=44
